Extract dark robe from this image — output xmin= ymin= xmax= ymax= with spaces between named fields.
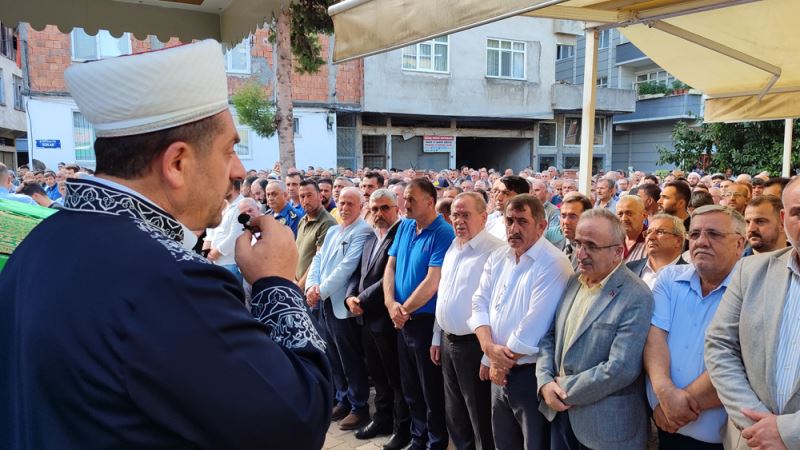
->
xmin=0 ymin=177 xmax=331 ymax=449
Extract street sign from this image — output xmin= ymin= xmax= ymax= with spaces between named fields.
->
xmin=423 ymin=135 xmax=455 ymax=153
xmin=35 ymin=139 xmax=61 ymax=149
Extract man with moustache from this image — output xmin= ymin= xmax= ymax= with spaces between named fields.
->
xmin=659 ymin=181 xmax=692 ymax=231
xmin=616 ymin=195 xmax=649 ymax=262
xmin=743 ymin=195 xmax=787 ymax=256
xmin=537 ymin=209 xmax=653 ymax=450
xmin=384 ymin=178 xmax=455 ymax=450
xmin=265 ymin=180 xmax=303 ymax=236
xmin=360 ymin=171 xmax=384 ymax=221
xmin=345 ymin=189 xmax=411 ymax=449
xmin=486 ymin=176 xmax=530 ymax=241
xmin=469 ymin=194 xmax=572 ymax=450
xmin=638 ymin=183 xmax=662 ymax=220
xmin=644 ymin=205 xmax=745 ymax=449
xmin=433 ymin=192 xmax=504 ymax=449
xmin=250 ymin=178 xmax=268 ymax=214
xmin=627 ymin=214 xmax=687 ymax=289
xmin=332 ymin=176 xmax=355 ymax=223
xmin=558 ymin=193 xmax=593 ymax=270
xmin=295 ymin=179 xmax=337 ymax=292
xmin=705 ymin=177 xmax=800 ymax=450
xmin=318 ymin=177 xmax=337 ymax=213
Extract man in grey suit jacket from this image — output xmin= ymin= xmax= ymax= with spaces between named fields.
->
xmin=557 ymin=193 xmax=593 ymax=270
xmin=307 ymin=186 xmax=373 ymax=430
xmin=705 ymin=178 xmax=800 ymax=450
xmin=537 ymin=209 xmax=654 ymax=450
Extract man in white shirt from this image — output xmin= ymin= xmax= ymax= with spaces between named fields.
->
xmin=486 ymin=176 xmax=530 ymax=241
xmin=467 ymin=194 xmax=573 ymax=450
xmin=627 ymin=214 xmax=687 ymax=289
xmin=432 ymin=192 xmax=504 ymax=450
xmin=207 ymin=180 xmax=245 ymax=283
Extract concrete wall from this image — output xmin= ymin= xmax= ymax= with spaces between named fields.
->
xmin=0 ymin=56 xmax=26 ymax=136
xmin=391 ymin=136 xmax=450 ymax=171
xmin=26 ymin=96 xmax=337 ymax=171
xmin=612 ymin=121 xmax=677 ymax=173
xmin=363 ymin=16 xmax=556 ymax=119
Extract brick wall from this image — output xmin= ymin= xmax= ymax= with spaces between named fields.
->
xmin=27 ymin=24 xmax=363 ymax=106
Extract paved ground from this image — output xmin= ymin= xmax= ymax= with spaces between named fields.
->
xmin=322 ymin=422 xmax=391 ymax=450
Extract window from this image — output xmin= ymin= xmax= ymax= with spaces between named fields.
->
xmin=563 ymin=155 xmax=605 ymax=173
xmin=487 ymin=38 xmax=525 ymax=79
xmin=12 ymin=75 xmax=23 ymax=111
xmin=538 ymin=155 xmax=556 ymax=173
xmin=0 ymin=25 xmax=15 ymax=60
xmin=564 ymin=117 xmax=606 ymax=147
xmin=634 ymin=69 xmax=675 ymax=90
xmin=0 ymin=69 xmax=5 ymax=106
xmin=538 ymin=122 xmax=556 ymax=147
xmin=226 ymin=39 xmax=251 ymax=74
xmin=73 ymin=111 xmax=96 ymax=162
xmin=598 ymin=29 xmax=611 ymax=49
xmin=293 ymin=118 xmax=300 ymax=134
xmin=71 ymin=28 xmax=131 ymax=61
xmin=556 ymin=44 xmax=574 ymax=61
xmin=402 ymin=37 xmax=449 ymax=73
xmin=597 ymin=76 xmax=608 ymax=88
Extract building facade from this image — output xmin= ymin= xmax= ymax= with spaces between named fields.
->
xmin=20 ymin=24 xmax=362 ymax=172
xmin=557 ymin=28 xmax=703 ymax=173
xmin=0 ymin=22 xmax=26 ymax=168
xmin=358 ymin=17 xmax=635 ymax=173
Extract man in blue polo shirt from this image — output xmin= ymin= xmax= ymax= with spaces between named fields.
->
xmin=265 ymin=180 xmax=304 ymax=236
xmin=384 ymin=178 xmax=455 ymax=450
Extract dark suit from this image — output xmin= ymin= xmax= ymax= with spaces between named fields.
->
xmin=558 ymin=238 xmax=580 ymax=270
xmin=626 ymin=256 xmax=687 ymax=278
xmin=346 ymin=221 xmax=410 ymax=432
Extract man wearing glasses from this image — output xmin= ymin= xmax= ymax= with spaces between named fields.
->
xmin=643 ymin=205 xmax=745 ymax=449
xmin=721 ymin=183 xmax=751 ymax=215
xmin=538 ymin=208 xmax=653 ymax=450
xmin=627 ymin=214 xmax=687 ymax=289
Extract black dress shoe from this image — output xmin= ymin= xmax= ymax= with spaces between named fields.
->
xmin=331 ymin=404 xmax=349 ymax=422
xmin=382 ymin=430 xmax=412 ymax=450
xmin=355 ymin=420 xmax=393 ymax=439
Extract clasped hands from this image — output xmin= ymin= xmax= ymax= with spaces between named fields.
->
xmin=481 ymin=344 xmax=518 ymax=386
xmin=652 ymin=385 xmax=700 ymax=433
xmin=387 ymin=301 xmax=410 ymax=329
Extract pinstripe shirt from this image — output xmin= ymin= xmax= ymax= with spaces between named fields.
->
xmin=776 ymin=253 xmax=800 ymax=413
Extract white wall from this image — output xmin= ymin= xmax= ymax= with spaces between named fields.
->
xmin=26 ymin=96 xmax=82 ymax=171
xmin=27 ymin=98 xmax=338 ymax=172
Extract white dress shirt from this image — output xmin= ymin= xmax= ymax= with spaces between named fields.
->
xmin=486 ymin=210 xmax=506 ymax=241
xmin=640 ymin=255 xmax=682 ymax=289
xmin=467 ymin=237 xmax=573 ymax=366
xmin=211 ymin=195 xmax=245 ymax=265
xmin=433 ymin=230 xmax=505 ymax=345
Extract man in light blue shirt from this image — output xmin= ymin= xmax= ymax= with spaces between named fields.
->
xmin=644 ymin=205 xmax=745 ymax=449
xmin=0 ymin=163 xmax=36 ymax=205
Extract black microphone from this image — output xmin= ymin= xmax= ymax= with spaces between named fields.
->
xmin=238 ymin=213 xmax=262 ymax=240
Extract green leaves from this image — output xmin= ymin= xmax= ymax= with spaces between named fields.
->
xmin=231 ymin=82 xmax=277 ymax=139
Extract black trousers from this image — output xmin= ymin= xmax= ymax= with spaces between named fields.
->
xmin=550 ymin=412 xmax=589 ymax=450
xmin=491 ymin=363 xmax=549 ymax=450
xmin=321 ymin=298 xmax=369 ymax=412
xmin=441 ymin=332 xmax=493 ymax=450
xmin=361 ymin=317 xmax=410 ymax=430
xmin=397 ymin=314 xmax=448 ymax=449
xmin=657 ymin=430 xmax=723 ymax=450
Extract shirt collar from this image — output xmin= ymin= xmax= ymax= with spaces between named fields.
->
xmin=458 ymin=229 xmax=491 ymax=251
xmin=676 ymin=261 xmax=737 ymax=298
xmin=646 ymin=254 xmax=682 ymax=272
xmin=504 ymin=234 xmax=547 ymax=263
xmin=787 ymin=249 xmax=800 ymax=276
xmin=578 ymin=261 xmax=623 ymax=290
xmin=276 ymin=203 xmax=294 ymax=217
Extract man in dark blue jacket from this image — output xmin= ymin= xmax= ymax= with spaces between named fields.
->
xmin=0 ymin=40 xmax=331 ymax=450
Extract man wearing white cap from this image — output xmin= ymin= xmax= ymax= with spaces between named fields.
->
xmin=0 ymin=40 xmax=332 ymax=449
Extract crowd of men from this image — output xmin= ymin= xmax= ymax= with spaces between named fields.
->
xmin=4 ymin=159 xmax=800 ymax=450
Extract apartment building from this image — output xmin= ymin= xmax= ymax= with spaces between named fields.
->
xmin=0 ymin=22 xmax=26 ymax=168
xmin=20 ymin=24 xmax=362 ymax=172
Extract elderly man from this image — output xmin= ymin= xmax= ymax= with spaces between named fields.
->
xmin=561 ymin=179 xmax=578 ymax=196
xmin=332 ymin=176 xmax=355 ymax=223
xmin=486 ymin=175 xmax=530 ymax=241
xmin=384 ymin=178 xmax=455 ymax=450
xmin=616 ymin=195 xmax=649 ymax=262
xmin=345 ymin=189 xmax=410 ymax=449
xmin=722 ymin=182 xmax=751 ymax=215
xmin=594 ymin=178 xmax=618 ymax=211
xmin=705 ymin=177 xmax=800 ymax=450
xmin=432 ymin=192 xmax=504 ymax=450
xmin=537 ymin=209 xmax=653 ymax=450
xmin=743 ymin=195 xmax=787 ymax=256
xmin=530 ymin=178 xmax=563 ymax=245
xmin=307 ymin=186 xmax=373 ymax=430
xmin=0 ymin=41 xmax=330 ymax=449
xmin=468 ymin=194 xmax=573 ymax=450
xmin=627 ymin=214 xmax=687 ymax=289
xmin=295 ymin=179 xmax=337 ymax=291
xmin=644 ymin=205 xmax=746 ymax=449
xmin=265 ymin=180 xmax=303 ymax=236
xmin=558 ymin=193 xmax=593 ymax=269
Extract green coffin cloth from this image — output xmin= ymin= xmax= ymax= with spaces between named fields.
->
xmin=0 ymin=199 xmax=57 ymax=272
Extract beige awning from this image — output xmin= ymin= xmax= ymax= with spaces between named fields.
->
xmin=0 ymin=0 xmax=288 ymax=46
xmin=330 ymin=0 xmax=798 ymax=122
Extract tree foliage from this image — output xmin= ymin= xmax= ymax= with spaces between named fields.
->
xmin=657 ymin=119 xmax=800 ymax=175
xmin=289 ymin=0 xmax=335 ymax=73
xmin=231 ymin=82 xmax=276 ymax=139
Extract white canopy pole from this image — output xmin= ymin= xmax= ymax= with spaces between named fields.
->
xmin=579 ymin=28 xmax=599 ymax=195
xmin=783 ymin=118 xmax=794 ymax=178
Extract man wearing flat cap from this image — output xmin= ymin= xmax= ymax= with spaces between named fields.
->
xmin=0 ymin=40 xmax=332 ymax=449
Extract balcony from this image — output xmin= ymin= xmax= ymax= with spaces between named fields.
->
xmin=613 ymin=92 xmax=703 ymax=124
xmin=551 ymin=83 xmax=636 ymax=114
xmin=615 ymin=42 xmax=650 ymax=67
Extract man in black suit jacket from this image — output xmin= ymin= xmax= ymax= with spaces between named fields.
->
xmin=346 ymin=188 xmax=410 ymax=450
